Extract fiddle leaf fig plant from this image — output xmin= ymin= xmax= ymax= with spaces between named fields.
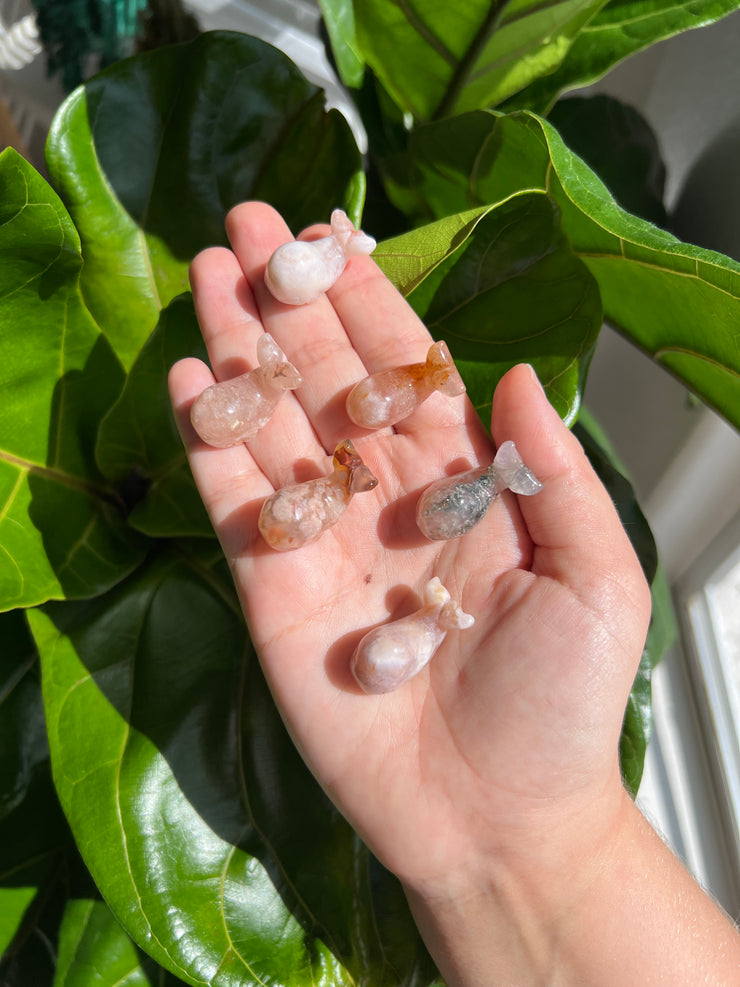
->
xmin=2 ymin=0 xmax=740 ymax=981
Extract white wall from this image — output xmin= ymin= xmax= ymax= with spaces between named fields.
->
xmin=584 ymin=10 xmax=740 ymax=499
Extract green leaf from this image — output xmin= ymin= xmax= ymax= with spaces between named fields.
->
xmin=381 ymin=110 xmax=740 ymax=432
xmin=508 ymin=0 xmax=740 ymax=112
xmin=375 ymin=191 xmax=602 ymax=424
xmin=44 ymin=84 xmax=186 ymax=373
xmin=351 ymin=0 xmax=609 ymax=120
xmin=342 ymin=169 xmax=368 ymax=230
xmin=53 ymin=897 xmax=188 ymax=987
xmin=619 ymin=648 xmax=653 ymax=797
xmin=619 ymin=564 xmax=676 ymax=795
xmin=0 ymin=611 xmax=47 ymax=820
xmin=0 ymin=886 xmax=37 ymax=960
xmin=547 ymin=94 xmax=667 ymax=225
xmin=33 ymin=548 xmax=434 ymax=986
xmin=96 ymin=294 xmax=212 ymax=539
xmin=46 ymin=30 xmax=363 ymax=370
xmin=373 ymin=206 xmax=489 ymax=296
xmin=317 ymin=0 xmax=366 ymax=88
xmin=0 ymin=149 xmax=147 ymax=610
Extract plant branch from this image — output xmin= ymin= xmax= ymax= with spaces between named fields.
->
xmin=432 ymin=0 xmax=515 ymax=121
xmin=0 ymin=450 xmax=126 ymax=514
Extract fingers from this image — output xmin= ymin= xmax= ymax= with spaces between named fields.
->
xmin=317 ymin=221 xmax=480 ymax=442
xmin=189 ymin=243 xmax=321 ymax=487
xmin=189 ymin=246 xmax=261 ymax=382
xmin=225 ymin=203 xmax=477 ymax=447
xmin=225 ymin=202 xmax=370 ymax=451
xmin=490 ymin=365 xmax=651 ymax=619
xmin=168 ymin=356 xmax=273 ymax=556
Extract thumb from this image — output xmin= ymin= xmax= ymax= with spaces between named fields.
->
xmin=490 ymin=365 xmax=651 ymax=624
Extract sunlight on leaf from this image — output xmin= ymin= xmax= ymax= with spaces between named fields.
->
xmin=0 ymin=150 xmax=147 ymax=610
xmin=46 ymin=31 xmax=363 ymax=372
xmin=349 ymin=0 xmax=608 ymax=118
xmin=376 ymin=192 xmax=602 ymax=424
xmin=508 ymin=0 xmax=740 ymax=111
xmin=381 ymin=110 xmax=740 ymax=431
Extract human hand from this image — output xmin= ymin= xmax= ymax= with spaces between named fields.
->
xmin=168 ymin=201 xmax=651 ymax=892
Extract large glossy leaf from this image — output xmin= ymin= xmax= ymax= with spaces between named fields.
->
xmin=0 ymin=611 xmax=47 ymax=820
xmin=33 ymin=547 xmax=435 ymax=986
xmin=619 ymin=565 xmax=675 ymax=795
xmin=508 ymin=0 xmax=740 ymax=112
xmin=53 ymin=898 xmax=188 ymax=987
xmin=318 ymin=0 xmax=365 ymax=88
xmin=375 ymin=191 xmax=602 ymax=424
xmin=0 ymin=886 xmax=37 ymax=963
xmin=0 ymin=149 xmax=147 ymax=610
xmin=348 ymin=0 xmax=609 ymax=120
xmin=547 ymin=94 xmax=667 ymax=225
xmin=382 ymin=110 xmax=740 ymax=431
xmin=96 ymin=295 xmax=213 ymax=539
xmin=46 ymin=30 xmax=363 ymax=370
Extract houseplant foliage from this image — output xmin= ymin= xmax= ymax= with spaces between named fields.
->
xmin=2 ymin=0 xmax=740 ymax=980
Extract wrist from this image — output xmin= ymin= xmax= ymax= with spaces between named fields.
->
xmin=401 ymin=777 xmax=631 ymax=986
xmin=404 ymin=785 xmax=740 ymax=986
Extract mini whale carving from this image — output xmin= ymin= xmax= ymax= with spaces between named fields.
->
xmin=346 ymin=341 xmax=465 ymax=429
xmin=416 ymin=441 xmax=542 ymax=541
xmin=258 ymin=439 xmax=378 ymax=551
xmin=351 ymin=577 xmax=474 ymax=694
xmin=190 ymin=334 xmax=302 ymax=448
xmin=264 ymin=209 xmax=376 ymax=306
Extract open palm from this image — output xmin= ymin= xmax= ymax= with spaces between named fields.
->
xmin=169 ymin=201 xmax=651 ymax=887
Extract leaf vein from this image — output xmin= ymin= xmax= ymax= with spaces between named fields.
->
xmin=580 ymin=249 xmax=740 ymax=299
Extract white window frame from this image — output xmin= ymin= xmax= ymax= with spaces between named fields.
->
xmin=638 ymin=411 xmax=740 ymax=919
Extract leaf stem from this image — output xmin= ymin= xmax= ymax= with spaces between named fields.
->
xmin=0 ymin=450 xmax=126 ymax=514
xmin=432 ymin=0 xmax=514 ymax=121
